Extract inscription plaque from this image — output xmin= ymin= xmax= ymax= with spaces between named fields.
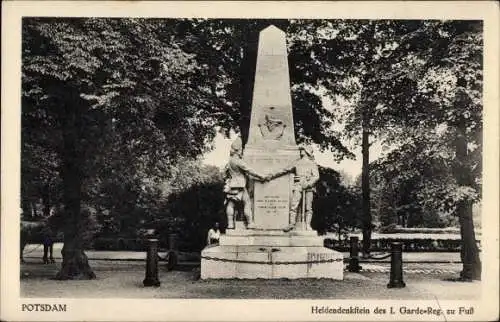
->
xmin=253 ymin=179 xmax=290 ymax=229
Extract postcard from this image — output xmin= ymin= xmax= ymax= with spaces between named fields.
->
xmin=1 ymin=1 xmax=499 ymax=321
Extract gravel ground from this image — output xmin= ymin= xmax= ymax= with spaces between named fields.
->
xmin=20 ymin=260 xmax=479 ymax=300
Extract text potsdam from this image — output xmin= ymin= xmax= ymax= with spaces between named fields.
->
xmin=22 ymin=304 xmax=67 ymax=312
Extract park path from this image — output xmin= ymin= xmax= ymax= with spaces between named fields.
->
xmin=23 ymin=242 xmax=462 ymax=263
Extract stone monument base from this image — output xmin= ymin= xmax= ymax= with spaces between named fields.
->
xmin=201 ymin=233 xmax=344 ymax=279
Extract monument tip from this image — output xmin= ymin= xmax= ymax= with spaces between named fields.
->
xmin=262 ymin=24 xmax=284 ymax=33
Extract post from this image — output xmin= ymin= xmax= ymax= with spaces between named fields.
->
xmin=387 ymin=242 xmax=406 ymax=288
xmin=168 ymin=234 xmax=178 ymax=252
xmin=166 ymin=234 xmax=178 ymax=271
xmin=143 ymin=239 xmax=160 ymax=287
xmin=347 ymin=236 xmax=362 ymax=272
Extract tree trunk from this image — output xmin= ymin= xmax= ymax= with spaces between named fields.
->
xmin=55 ymin=92 xmax=95 ymax=280
xmin=41 ymin=185 xmax=51 ymax=217
xmin=457 ymin=200 xmax=481 ymax=280
xmin=454 ymin=122 xmax=481 ymax=281
xmin=361 ymin=123 xmax=371 ymax=256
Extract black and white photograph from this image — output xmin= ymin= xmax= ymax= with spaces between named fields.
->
xmin=1 ymin=1 xmax=499 ymax=321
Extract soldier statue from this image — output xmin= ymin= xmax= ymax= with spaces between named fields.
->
xmin=223 ymin=137 xmax=265 ymax=229
xmin=268 ymin=145 xmax=320 ymax=232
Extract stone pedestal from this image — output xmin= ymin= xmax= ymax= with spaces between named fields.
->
xmin=201 ymin=231 xmax=344 ymax=280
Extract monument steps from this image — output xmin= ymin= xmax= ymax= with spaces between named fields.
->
xmin=226 ymin=227 xmax=318 ymax=236
xmin=220 ymin=235 xmax=325 ymax=247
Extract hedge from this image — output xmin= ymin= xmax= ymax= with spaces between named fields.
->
xmin=378 ymin=224 xmax=465 ymax=234
xmin=324 ymin=234 xmax=481 ymax=252
xmin=92 ymin=237 xmax=147 ymax=251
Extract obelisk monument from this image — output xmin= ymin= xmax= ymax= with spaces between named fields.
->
xmin=244 ymin=25 xmax=299 ymax=230
xmin=201 ymin=25 xmax=343 ymax=280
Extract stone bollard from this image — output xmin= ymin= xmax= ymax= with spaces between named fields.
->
xmin=143 ymin=239 xmax=160 ymax=287
xmin=347 ymin=236 xmax=362 ymax=272
xmin=387 ymin=242 xmax=406 ymax=288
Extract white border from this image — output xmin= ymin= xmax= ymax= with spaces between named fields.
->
xmin=2 ymin=1 xmax=499 ymax=321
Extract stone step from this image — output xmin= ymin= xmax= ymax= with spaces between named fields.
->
xmin=219 ymin=235 xmax=325 ymax=247
xmin=226 ymin=226 xmax=318 ymax=236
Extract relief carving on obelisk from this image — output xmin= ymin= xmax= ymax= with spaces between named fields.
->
xmin=257 ymin=110 xmax=287 ymax=140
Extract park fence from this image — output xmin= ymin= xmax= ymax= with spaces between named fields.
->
xmin=346 ymin=236 xmax=406 ymax=288
xmin=143 ymin=235 xmax=407 ymax=289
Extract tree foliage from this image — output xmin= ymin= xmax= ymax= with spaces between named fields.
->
xmin=22 ymin=18 xmax=223 ymax=278
xmin=313 ymin=167 xmax=362 ymax=236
